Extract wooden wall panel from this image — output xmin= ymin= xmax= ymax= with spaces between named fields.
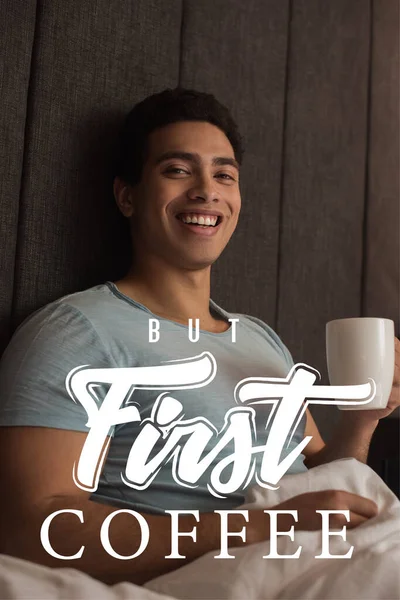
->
xmin=10 ymin=0 xmax=182 ymax=329
xmin=364 ymin=0 xmax=399 ymax=328
xmin=277 ymin=0 xmax=371 ymax=439
xmin=364 ymin=0 xmax=399 ymax=419
xmin=180 ymin=0 xmax=290 ymax=325
xmin=0 ymin=0 xmax=36 ymax=353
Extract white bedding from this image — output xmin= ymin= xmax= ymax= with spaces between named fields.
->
xmin=146 ymin=458 xmax=400 ymax=600
xmin=0 ymin=458 xmax=399 ymax=600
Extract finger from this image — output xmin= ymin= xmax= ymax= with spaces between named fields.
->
xmin=328 ymin=511 xmax=368 ymax=530
xmin=342 ymin=492 xmax=378 ymax=518
xmin=393 ymin=355 xmax=400 ymax=386
xmin=345 ymin=512 xmax=370 ymax=529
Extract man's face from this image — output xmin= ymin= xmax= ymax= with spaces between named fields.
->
xmin=127 ymin=120 xmax=241 ymax=270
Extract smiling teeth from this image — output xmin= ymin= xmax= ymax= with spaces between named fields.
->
xmin=179 ymin=214 xmax=218 ymax=226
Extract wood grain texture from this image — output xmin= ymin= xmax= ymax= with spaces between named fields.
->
xmin=363 ymin=0 xmax=399 ymax=331
xmin=276 ymin=0 xmax=371 ymax=439
xmin=11 ymin=0 xmax=182 ymax=329
xmin=180 ymin=0 xmax=290 ymax=325
xmin=0 ymin=0 xmax=36 ymax=353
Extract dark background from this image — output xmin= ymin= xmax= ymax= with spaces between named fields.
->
xmin=0 ymin=0 xmax=398 ymax=493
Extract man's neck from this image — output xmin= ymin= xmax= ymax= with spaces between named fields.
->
xmin=114 ymin=262 xmax=216 ymax=327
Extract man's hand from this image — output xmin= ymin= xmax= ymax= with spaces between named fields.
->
xmin=242 ymin=490 xmax=379 ymax=546
xmin=305 ymin=336 xmax=400 ymax=469
xmin=344 ymin=336 xmax=400 ymax=424
xmin=270 ymin=490 xmax=378 ymax=531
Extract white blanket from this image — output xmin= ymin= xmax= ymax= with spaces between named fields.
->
xmin=0 ymin=458 xmax=399 ymax=600
xmin=146 ymin=458 xmax=400 ymax=600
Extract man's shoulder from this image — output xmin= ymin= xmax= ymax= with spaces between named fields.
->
xmin=212 ymin=301 xmax=294 ymax=369
xmin=17 ymin=282 xmax=115 ymax=330
xmin=212 ymin=300 xmax=280 ymax=342
xmin=5 ymin=283 xmax=120 ymax=359
xmin=43 ymin=282 xmax=114 ymax=315
xmin=0 ymin=283 xmax=118 ymax=432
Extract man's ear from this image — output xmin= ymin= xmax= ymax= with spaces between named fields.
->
xmin=113 ymin=177 xmax=135 ymax=218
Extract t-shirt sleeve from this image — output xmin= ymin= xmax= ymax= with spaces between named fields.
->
xmin=239 ymin=313 xmax=295 ymax=371
xmin=271 ymin=329 xmax=295 ymax=370
xmin=0 ymin=302 xmax=116 ymax=435
xmin=240 ymin=313 xmax=307 ymax=439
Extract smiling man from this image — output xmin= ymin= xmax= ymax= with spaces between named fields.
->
xmin=0 ymin=88 xmax=398 ymax=586
xmin=112 ymin=118 xmax=241 ymax=331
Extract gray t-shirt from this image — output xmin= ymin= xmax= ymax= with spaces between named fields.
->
xmin=0 ymin=282 xmax=307 ymax=514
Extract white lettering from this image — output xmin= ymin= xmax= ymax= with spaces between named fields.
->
xmin=149 ymin=319 xmax=160 ymax=343
xmin=188 ymin=318 xmax=200 ymax=342
xmin=39 ymin=509 xmax=357 ymax=561
xmin=147 ymin=318 xmax=239 ymax=343
xmin=214 ymin=510 xmax=249 ymax=559
xmin=40 ymin=509 xmax=84 ymax=560
xmin=229 ymin=318 xmax=239 ymax=343
xmin=100 ymin=510 xmax=149 ymax=559
xmin=262 ymin=510 xmax=301 ymax=558
xmin=66 ymin=354 xmax=375 ymax=495
xmin=164 ymin=510 xmax=199 ymax=558
xmin=315 ymin=510 xmax=354 ymax=559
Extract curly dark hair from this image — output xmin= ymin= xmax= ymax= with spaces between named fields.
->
xmin=113 ymin=87 xmax=245 ymax=186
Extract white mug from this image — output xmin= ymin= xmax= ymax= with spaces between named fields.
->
xmin=326 ymin=318 xmax=395 ymax=410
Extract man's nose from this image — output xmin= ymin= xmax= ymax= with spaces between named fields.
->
xmin=186 ymin=174 xmax=219 ymax=202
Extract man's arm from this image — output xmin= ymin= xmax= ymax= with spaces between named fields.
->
xmin=303 ymin=409 xmax=378 ymax=469
xmin=303 ymin=336 xmax=400 ymax=469
xmin=0 ymin=426 xmax=249 ymax=585
xmin=0 ymin=426 xmax=380 ymax=586
xmin=302 ymin=408 xmax=326 ymax=468
xmin=3 ymin=426 xmax=318 ymax=585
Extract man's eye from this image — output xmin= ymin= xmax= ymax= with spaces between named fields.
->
xmin=216 ymin=173 xmax=235 ymax=181
xmin=165 ymin=167 xmax=189 ymax=175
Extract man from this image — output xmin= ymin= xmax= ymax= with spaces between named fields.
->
xmin=0 ymin=88 xmax=398 ymax=586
